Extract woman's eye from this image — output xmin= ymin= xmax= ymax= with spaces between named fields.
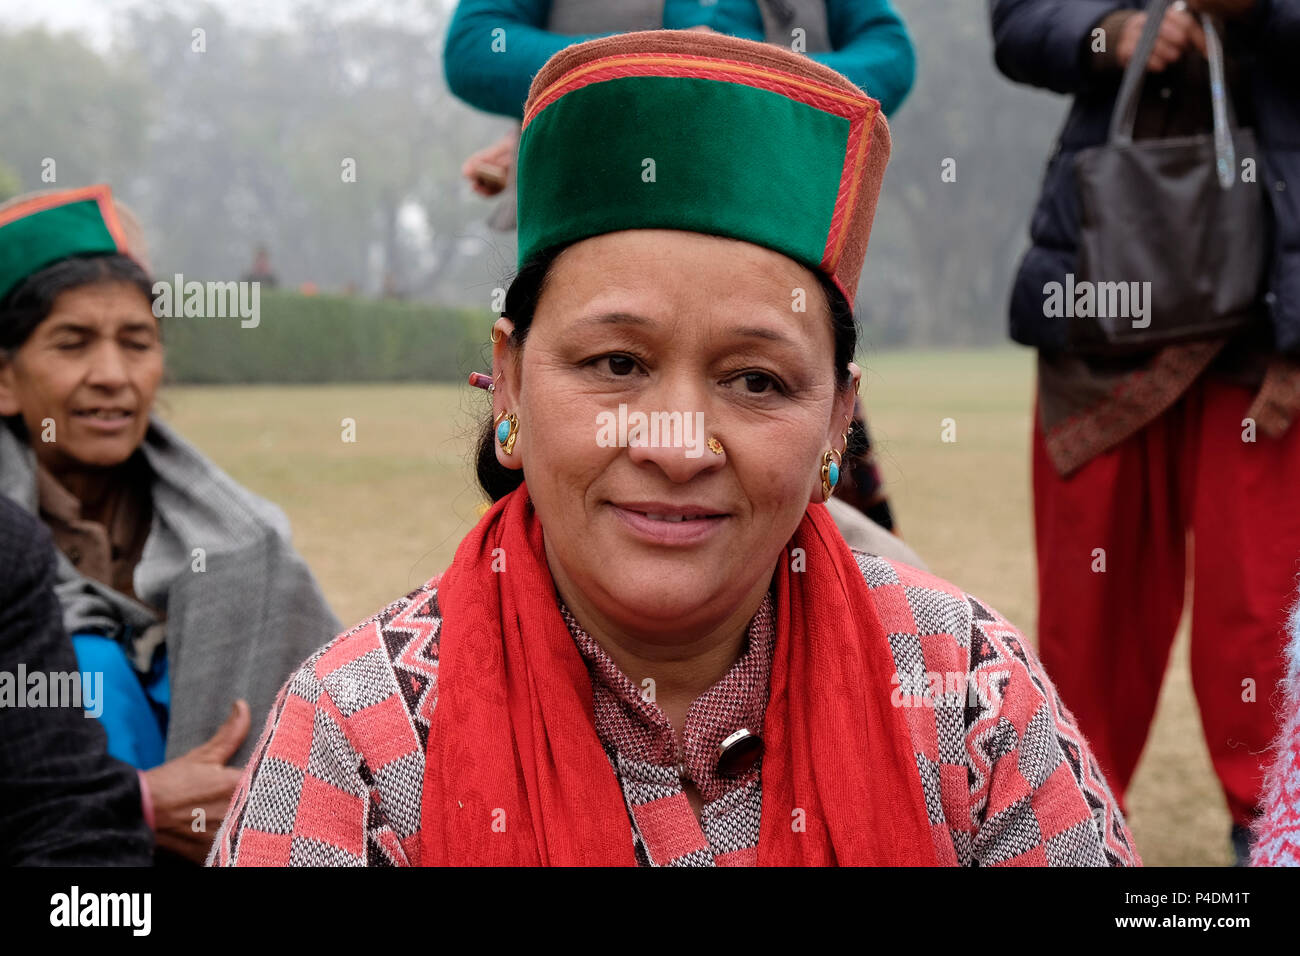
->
xmin=735 ymin=371 xmax=780 ymax=394
xmin=602 ymin=355 xmax=637 ymax=376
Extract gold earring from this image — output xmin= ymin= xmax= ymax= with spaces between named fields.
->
xmin=819 ymin=448 xmax=842 ymax=502
xmin=495 ymin=410 xmax=519 ymax=455
xmin=819 ymin=417 xmax=851 ymax=502
xmin=490 ymin=327 xmax=505 ymax=344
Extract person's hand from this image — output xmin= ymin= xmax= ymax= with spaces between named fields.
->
xmin=461 ymin=133 xmax=518 ymax=197
xmin=1117 ymin=6 xmax=1207 ymax=72
xmin=142 ymin=699 xmax=250 ymax=863
xmin=1186 ymin=0 xmax=1256 ymax=19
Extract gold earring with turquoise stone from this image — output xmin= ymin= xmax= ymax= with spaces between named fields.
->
xmin=495 ymin=411 xmax=519 ymax=455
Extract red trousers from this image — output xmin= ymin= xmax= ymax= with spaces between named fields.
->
xmin=1033 ymin=379 xmax=1300 ymax=827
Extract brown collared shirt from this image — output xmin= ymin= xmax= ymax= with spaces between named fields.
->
xmin=35 ymin=456 xmax=152 ymax=604
xmin=560 ymin=594 xmax=773 ymax=865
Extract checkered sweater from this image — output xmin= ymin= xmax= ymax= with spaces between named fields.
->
xmin=1251 ymin=615 xmax=1300 ymax=866
xmin=208 ymin=553 xmax=1140 ymax=866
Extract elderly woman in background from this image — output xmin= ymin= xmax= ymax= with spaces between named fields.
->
xmin=213 ymin=31 xmax=1138 ymax=867
xmin=0 ymin=186 xmax=340 ymax=861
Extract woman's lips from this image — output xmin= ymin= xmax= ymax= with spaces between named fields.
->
xmin=71 ymin=409 xmax=135 ymax=434
xmin=610 ymin=504 xmax=728 ymax=546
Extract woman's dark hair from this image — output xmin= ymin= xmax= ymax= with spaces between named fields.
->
xmin=0 ymin=253 xmax=156 ymax=354
xmin=475 ymin=246 xmax=861 ymax=502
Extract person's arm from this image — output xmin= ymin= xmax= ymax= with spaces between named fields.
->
xmin=144 ymin=701 xmax=249 ymax=863
xmin=961 ymin=596 xmax=1141 ymax=866
xmin=991 ymin=0 xmax=1131 ymax=94
xmin=0 ymin=503 xmax=153 ymax=865
xmin=817 ymin=0 xmax=916 ymax=115
xmin=443 ymin=0 xmax=608 ymax=119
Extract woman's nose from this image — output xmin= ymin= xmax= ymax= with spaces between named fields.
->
xmin=624 ymin=381 xmax=721 ymax=483
xmin=83 ymin=341 xmax=131 ymax=389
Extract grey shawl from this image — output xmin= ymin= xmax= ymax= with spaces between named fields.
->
xmin=0 ymin=418 xmax=341 ymax=763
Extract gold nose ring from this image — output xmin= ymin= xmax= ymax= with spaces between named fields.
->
xmin=707 ymin=437 xmax=724 ymax=456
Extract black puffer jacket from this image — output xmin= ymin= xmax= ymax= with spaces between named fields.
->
xmin=991 ymin=0 xmax=1300 ymax=352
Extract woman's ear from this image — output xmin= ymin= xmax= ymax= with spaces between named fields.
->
xmin=491 ymin=317 xmax=524 ymax=471
xmin=809 ymin=363 xmax=862 ymax=506
xmin=827 ymin=362 xmax=861 ymax=452
xmin=0 ymin=357 xmax=20 ymax=417
xmin=839 ymin=361 xmax=862 ymax=430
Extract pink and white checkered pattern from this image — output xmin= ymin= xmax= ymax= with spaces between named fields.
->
xmin=1252 ymin=622 xmax=1300 ymax=866
xmin=209 ymin=553 xmax=1140 ymax=867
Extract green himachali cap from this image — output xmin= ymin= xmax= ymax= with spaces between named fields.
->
xmin=0 ymin=184 xmax=132 ymax=304
xmin=516 ymin=30 xmax=893 ymax=307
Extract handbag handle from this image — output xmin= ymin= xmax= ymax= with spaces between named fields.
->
xmin=1108 ymin=0 xmax=1238 ymax=189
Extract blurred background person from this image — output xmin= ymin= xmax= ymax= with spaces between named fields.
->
xmin=991 ymin=0 xmax=1300 ymax=864
xmin=446 ymin=0 xmax=916 ymax=126
xmin=0 ymin=185 xmax=341 ymax=861
xmin=447 ymin=0 xmax=921 ymax=560
xmin=241 ymin=244 xmax=279 ymax=289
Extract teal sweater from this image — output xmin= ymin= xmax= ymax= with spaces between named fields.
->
xmin=444 ymin=0 xmax=916 ymax=119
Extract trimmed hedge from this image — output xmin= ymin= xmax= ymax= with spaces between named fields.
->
xmin=160 ymin=288 xmax=496 ymax=384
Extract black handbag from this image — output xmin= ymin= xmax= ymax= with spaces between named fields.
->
xmin=1070 ymin=0 xmax=1268 ymax=353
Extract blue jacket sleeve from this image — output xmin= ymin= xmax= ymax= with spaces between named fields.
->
xmin=444 ymin=0 xmax=607 ymax=118
xmin=815 ymin=0 xmax=916 ymax=115
xmin=991 ymin=0 xmax=1128 ymax=94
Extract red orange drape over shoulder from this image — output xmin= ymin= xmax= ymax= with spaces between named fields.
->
xmin=420 ymin=483 xmax=939 ymax=865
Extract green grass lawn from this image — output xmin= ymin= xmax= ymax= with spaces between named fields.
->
xmin=158 ymin=346 xmax=1234 ymax=866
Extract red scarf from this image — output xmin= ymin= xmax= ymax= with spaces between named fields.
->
xmin=420 ymin=482 xmax=939 ymax=865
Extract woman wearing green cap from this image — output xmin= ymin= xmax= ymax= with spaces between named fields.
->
xmin=212 ymin=30 xmax=1139 ymax=867
xmin=0 ymin=186 xmax=340 ymax=862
